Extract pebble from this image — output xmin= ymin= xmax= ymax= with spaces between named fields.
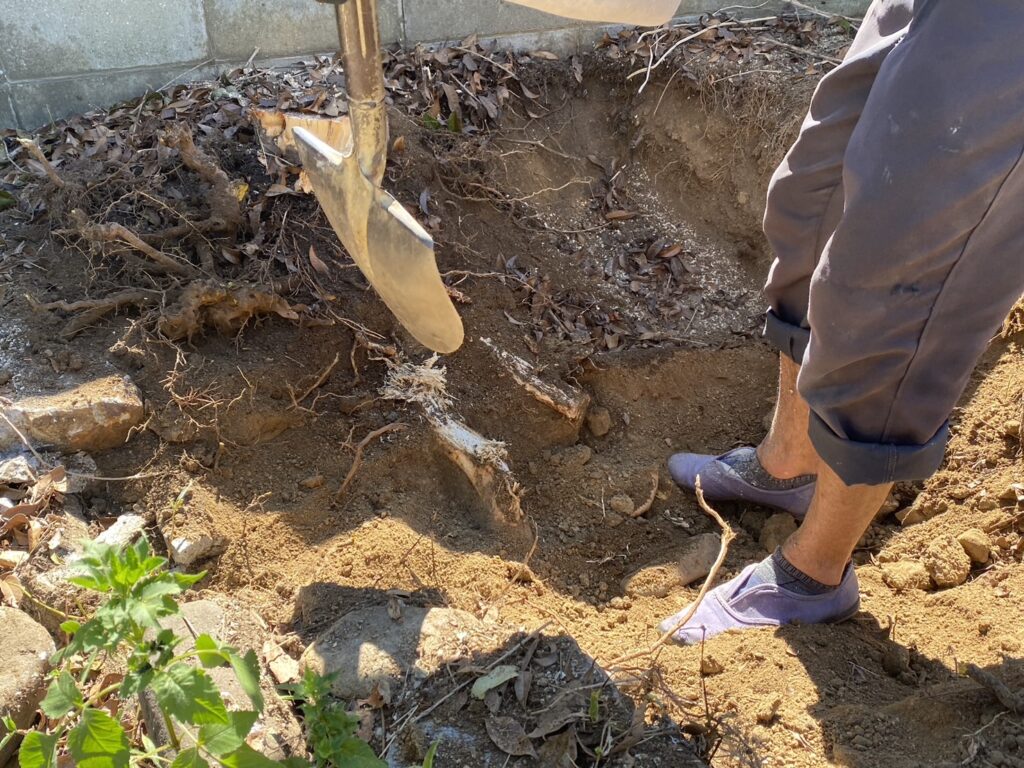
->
xmin=922 ymin=534 xmax=972 ymax=588
xmin=299 ymin=474 xmax=325 ymax=489
xmin=881 ymin=644 xmax=911 ymax=676
xmin=557 ymin=444 xmax=592 ymax=469
xmin=586 ymin=406 xmax=612 ymax=437
xmin=1005 ymin=419 xmax=1021 ymax=437
xmin=957 ymin=528 xmax=992 ymax=564
xmin=700 ymin=655 xmax=725 ymax=676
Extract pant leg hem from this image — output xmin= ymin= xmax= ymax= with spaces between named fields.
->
xmin=763 ymin=310 xmax=810 ymax=363
xmin=808 ymin=412 xmax=949 ymax=485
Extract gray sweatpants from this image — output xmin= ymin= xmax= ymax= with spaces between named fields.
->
xmin=762 ymin=0 xmax=1024 ymax=485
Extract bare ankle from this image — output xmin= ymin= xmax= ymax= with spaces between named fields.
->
xmin=757 ymin=439 xmax=816 ymax=480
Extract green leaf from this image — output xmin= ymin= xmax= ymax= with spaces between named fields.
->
xmin=59 ymin=620 xmax=81 ymax=635
xmin=170 ymin=748 xmax=211 ymax=768
xmin=194 ymin=634 xmax=229 ymax=669
xmin=0 ymin=190 xmax=16 ymax=213
xmin=226 ymin=649 xmax=264 ymax=711
xmin=470 ymin=665 xmax=519 ymax=699
xmin=67 ymin=708 xmax=130 ymax=768
xmin=198 ymin=710 xmax=258 ymax=757
xmin=219 ymin=744 xmax=283 ymax=768
xmin=332 ymin=738 xmax=386 ymax=768
xmin=280 ymin=759 xmax=312 ymax=768
xmin=18 ymin=731 xmax=58 ymax=768
xmin=422 ymin=740 xmax=439 ymax=768
xmin=40 ymin=670 xmax=83 ymax=718
xmin=151 ymin=665 xmax=229 ymax=725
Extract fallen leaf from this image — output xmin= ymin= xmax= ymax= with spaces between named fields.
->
xmin=537 ymin=726 xmax=577 ymax=767
xmin=471 ymin=665 xmax=519 ymax=699
xmin=605 ymin=210 xmax=638 ymax=221
xmin=308 ymin=245 xmax=330 ymax=276
xmin=485 ymin=716 xmax=536 ymax=758
xmin=531 ymin=50 xmax=560 ymax=60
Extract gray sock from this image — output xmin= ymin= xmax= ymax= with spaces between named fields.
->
xmin=750 ymin=548 xmax=836 ymax=596
xmin=719 ymin=447 xmax=814 ymax=491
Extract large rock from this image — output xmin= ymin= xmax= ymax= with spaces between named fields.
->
xmin=0 ymin=376 xmax=143 ymax=453
xmin=300 ymin=605 xmax=483 ymax=700
xmin=0 ymin=607 xmax=55 ymax=765
xmin=622 ymin=533 xmax=721 ymax=598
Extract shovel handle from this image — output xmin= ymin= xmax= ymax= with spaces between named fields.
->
xmin=318 ymin=0 xmax=388 ymax=184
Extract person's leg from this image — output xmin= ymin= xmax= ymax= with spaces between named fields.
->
xmin=668 ymin=0 xmax=912 ymax=515
xmin=662 ymin=0 xmax=1024 ymax=643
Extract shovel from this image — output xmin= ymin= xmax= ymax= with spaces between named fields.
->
xmin=293 ymin=0 xmax=464 ymax=353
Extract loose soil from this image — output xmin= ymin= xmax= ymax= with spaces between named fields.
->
xmin=2 ymin=16 xmax=1022 ymax=768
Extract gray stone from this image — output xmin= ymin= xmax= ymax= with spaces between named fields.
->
xmin=0 ymin=0 xmax=209 ymax=79
xmin=403 ymin=0 xmax=576 ymax=44
xmin=300 ymin=605 xmax=483 ymax=700
xmin=167 ymin=533 xmax=227 ymax=567
xmin=585 ymin=405 xmax=612 ymax=437
xmin=94 ymin=514 xmax=147 ymax=549
xmin=0 ymin=376 xmax=144 ymax=454
xmin=676 ymin=532 xmax=720 ymax=586
xmin=759 ymin=513 xmax=797 ymax=554
xmin=0 ymin=607 xmax=55 ymax=765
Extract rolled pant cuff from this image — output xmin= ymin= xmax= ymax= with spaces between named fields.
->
xmin=763 ymin=310 xmax=810 ymax=363
xmin=808 ymin=412 xmax=949 ymax=485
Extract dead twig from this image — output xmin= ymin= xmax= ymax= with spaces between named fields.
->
xmin=334 ymin=423 xmax=408 ymax=501
xmin=607 ymin=478 xmax=735 ymax=668
xmin=16 ymin=138 xmax=64 ymax=188
xmin=287 ymin=352 xmax=341 ymax=411
xmin=629 ymin=471 xmax=660 ymax=518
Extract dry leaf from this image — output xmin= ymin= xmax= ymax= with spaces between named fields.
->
xmin=605 ymin=210 xmax=638 ymax=221
xmin=308 ymin=245 xmax=330 ymax=276
xmin=485 ymin=716 xmax=537 ymax=758
xmin=471 ymin=665 xmax=519 ymax=699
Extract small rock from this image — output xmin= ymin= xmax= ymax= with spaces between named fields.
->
xmin=897 ymin=495 xmax=947 ymax=526
xmin=700 ymin=655 xmax=725 ymax=676
xmin=875 ymin=494 xmax=901 ymax=520
xmin=608 ymin=494 xmax=635 ymax=517
xmin=977 ymin=496 xmax=999 ymax=511
xmin=957 ymin=528 xmax=992 ymax=564
xmin=586 ymin=406 xmax=612 ymax=437
xmin=557 ymin=444 xmax=592 ymax=470
xmin=0 ymin=607 xmax=55 ymax=765
xmin=760 ymin=513 xmax=797 ymax=554
xmin=881 ymin=644 xmax=911 ymax=677
xmin=0 ymin=375 xmax=144 ymax=453
xmin=264 ymin=641 xmax=300 ymax=684
xmin=881 ymin=561 xmax=932 ymax=591
xmin=168 ymin=535 xmax=226 ymax=566
xmin=1004 ymin=419 xmax=1021 ymax=437
xmin=301 ymin=606 xmax=483 ymax=700
xmin=604 ymin=512 xmax=625 ymax=528
xmin=676 ymin=533 xmax=721 ymax=586
xmin=95 ymin=514 xmax=147 ymax=549
xmin=299 ymin=474 xmax=325 ymax=490
xmin=922 ymin=534 xmax=972 ymax=588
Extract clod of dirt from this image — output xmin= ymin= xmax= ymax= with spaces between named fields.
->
xmin=881 ymin=561 xmax=932 ymax=592
xmin=156 ymin=281 xmax=300 ymax=342
xmin=760 ymin=513 xmax=797 ymax=554
xmin=701 ymin=655 xmax=725 ymax=676
xmin=896 ymin=495 xmax=948 ymax=527
xmin=586 ymin=405 xmax=613 ymax=437
xmin=609 ymin=493 xmax=635 ymax=516
xmin=300 ymin=605 xmax=484 ymax=700
xmin=0 ymin=606 xmax=55 ymax=765
xmin=1004 ymin=419 xmax=1021 ymax=437
xmin=957 ymin=528 xmax=993 ymax=564
xmin=922 ymin=535 xmax=972 ymax=588
xmin=755 ymin=695 xmax=783 ymax=725
xmin=554 ymin=444 xmax=592 ymax=469
xmin=881 ymin=644 xmax=912 ymax=677
xmin=0 ymin=375 xmax=143 ymax=453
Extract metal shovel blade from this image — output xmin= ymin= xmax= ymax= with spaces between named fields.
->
xmin=293 ymin=126 xmax=464 ymax=354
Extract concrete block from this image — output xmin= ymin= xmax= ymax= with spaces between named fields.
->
xmin=475 ymin=27 xmax=581 ymax=56
xmin=0 ymin=85 xmax=17 ymax=131
xmin=0 ymin=0 xmax=209 ymax=79
xmin=404 ymin=0 xmax=578 ymax=43
xmin=10 ymin=62 xmax=222 ymax=130
xmin=204 ymin=0 xmax=401 ymax=60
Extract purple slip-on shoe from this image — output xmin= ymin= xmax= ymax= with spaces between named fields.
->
xmin=657 ymin=560 xmax=860 ymax=646
xmin=667 ymin=447 xmax=815 ymax=519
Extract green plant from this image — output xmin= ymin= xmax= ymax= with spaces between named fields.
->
xmin=9 ymin=539 xmax=380 ymax=768
xmin=281 ymin=671 xmax=384 ymax=768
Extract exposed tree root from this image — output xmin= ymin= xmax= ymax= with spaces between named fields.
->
xmin=162 ymin=124 xmax=243 ymax=236
xmin=30 ymin=289 xmax=161 ymax=338
xmin=156 ymin=281 xmax=301 ymax=341
xmin=67 ymin=209 xmax=197 ymax=277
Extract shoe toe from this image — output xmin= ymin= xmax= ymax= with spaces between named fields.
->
xmin=667 ymin=452 xmax=715 ymax=490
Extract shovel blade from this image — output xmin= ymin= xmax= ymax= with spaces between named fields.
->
xmin=293 ymin=127 xmax=464 ymax=354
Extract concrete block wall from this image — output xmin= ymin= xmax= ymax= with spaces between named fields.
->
xmin=0 ymin=0 xmax=869 ymax=130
